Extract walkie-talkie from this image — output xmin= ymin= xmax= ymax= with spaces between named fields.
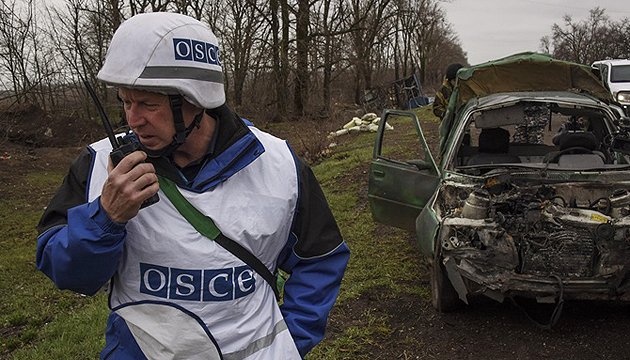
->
xmin=83 ymin=80 xmax=159 ymax=208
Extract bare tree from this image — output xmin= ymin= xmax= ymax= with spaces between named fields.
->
xmin=44 ymin=0 xmax=117 ymax=119
xmin=411 ymin=0 xmax=443 ymax=83
xmin=0 ymin=0 xmax=35 ymax=105
xmin=129 ymin=0 xmax=170 ymax=15
xmin=542 ymin=7 xmax=630 ymax=64
xmin=346 ymin=0 xmax=395 ymax=104
xmin=607 ymin=18 xmax=630 ymax=59
xmin=310 ymin=0 xmax=352 ymax=113
xmin=268 ymin=0 xmax=290 ymax=120
xmin=392 ymin=0 xmax=418 ymax=80
xmin=293 ymin=0 xmax=309 ymax=115
xmin=211 ymin=0 xmax=269 ymax=107
xmin=0 ymin=0 xmax=470 ymax=125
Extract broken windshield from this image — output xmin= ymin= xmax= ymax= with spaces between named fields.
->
xmin=451 ymin=100 xmax=629 ymax=173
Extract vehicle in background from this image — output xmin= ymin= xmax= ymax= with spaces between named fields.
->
xmin=592 ymin=59 xmax=630 ymax=116
xmin=368 ymin=52 xmax=630 ymax=325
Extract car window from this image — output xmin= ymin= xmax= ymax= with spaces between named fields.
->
xmin=610 ymin=65 xmax=630 ymax=83
xmin=379 ymin=114 xmax=425 ymax=164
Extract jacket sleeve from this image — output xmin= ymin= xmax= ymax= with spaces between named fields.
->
xmin=432 ymin=80 xmax=451 ymax=118
xmin=277 ymin=159 xmax=350 ymax=358
xmin=35 ymin=148 xmax=126 ymax=295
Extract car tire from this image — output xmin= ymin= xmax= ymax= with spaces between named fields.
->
xmin=431 ymin=244 xmax=463 ymax=312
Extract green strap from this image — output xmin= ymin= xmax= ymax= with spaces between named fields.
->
xmin=157 ymin=176 xmax=280 ymax=300
xmin=158 ymin=176 xmax=221 ymax=240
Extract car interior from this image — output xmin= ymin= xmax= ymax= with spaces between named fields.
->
xmin=466 ymin=127 xmax=522 ymax=165
xmin=454 ymin=101 xmax=622 ymax=170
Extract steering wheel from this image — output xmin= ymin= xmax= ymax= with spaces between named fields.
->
xmin=544 ymin=146 xmax=597 ymax=164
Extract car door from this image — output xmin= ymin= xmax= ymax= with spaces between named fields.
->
xmin=368 ymin=109 xmax=440 ymax=231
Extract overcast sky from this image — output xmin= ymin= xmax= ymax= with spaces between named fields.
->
xmin=440 ymin=0 xmax=630 ymax=65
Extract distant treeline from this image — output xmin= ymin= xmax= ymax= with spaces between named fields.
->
xmin=541 ymin=7 xmax=630 ymax=65
xmin=0 ymin=0 xmax=467 ymax=121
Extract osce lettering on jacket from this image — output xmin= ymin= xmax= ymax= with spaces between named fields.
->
xmin=173 ymin=38 xmax=221 ymax=66
xmin=140 ymin=263 xmax=255 ymax=301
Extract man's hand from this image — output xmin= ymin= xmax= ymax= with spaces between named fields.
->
xmin=101 ymin=151 xmax=159 ymax=223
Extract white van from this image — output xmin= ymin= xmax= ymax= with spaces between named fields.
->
xmin=592 ymin=59 xmax=630 ymax=115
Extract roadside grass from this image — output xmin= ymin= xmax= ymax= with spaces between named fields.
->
xmin=307 ymin=110 xmax=432 ymax=359
xmin=311 ymin=309 xmax=392 ymax=360
xmin=1 ymin=105 xmax=434 ymax=359
xmin=0 ymin=170 xmax=109 ymax=359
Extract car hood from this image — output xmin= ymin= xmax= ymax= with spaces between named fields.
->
xmin=455 ymin=52 xmax=613 ymax=107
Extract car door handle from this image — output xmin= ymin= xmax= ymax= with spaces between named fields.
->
xmin=372 ymin=170 xmax=385 ymax=177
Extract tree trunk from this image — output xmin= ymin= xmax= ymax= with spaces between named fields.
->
xmin=270 ymin=0 xmax=287 ymax=120
xmin=294 ymin=0 xmax=309 ymax=115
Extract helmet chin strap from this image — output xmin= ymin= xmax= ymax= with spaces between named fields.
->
xmin=141 ymin=95 xmax=204 ymax=158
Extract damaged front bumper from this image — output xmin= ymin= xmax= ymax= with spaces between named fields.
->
xmin=444 ymin=256 xmax=630 ymax=304
xmin=437 ymin=186 xmax=630 ymax=304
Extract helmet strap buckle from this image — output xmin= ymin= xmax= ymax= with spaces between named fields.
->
xmin=169 ymin=95 xmax=187 ymax=145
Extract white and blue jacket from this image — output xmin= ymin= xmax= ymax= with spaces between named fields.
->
xmin=36 ymin=106 xmax=350 ymax=359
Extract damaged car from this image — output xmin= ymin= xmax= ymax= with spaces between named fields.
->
xmin=368 ymin=52 xmax=630 ymax=321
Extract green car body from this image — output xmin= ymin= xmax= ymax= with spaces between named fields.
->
xmin=368 ymin=52 xmax=630 ymax=314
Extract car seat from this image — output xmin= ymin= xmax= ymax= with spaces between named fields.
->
xmin=555 ymin=130 xmax=598 ymax=150
xmin=467 ymin=128 xmax=522 ymax=165
xmin=544 ymin=131 xmax=607 ymax=166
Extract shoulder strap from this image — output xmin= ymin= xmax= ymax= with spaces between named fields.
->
xmin=158 ymin=176 xmax=279 ymax=300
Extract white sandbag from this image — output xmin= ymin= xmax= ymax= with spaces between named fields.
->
xmin=362 ymin=113 xmax=377 ymax=121
xmin=343 ymin=118 xmax=359 ymax=129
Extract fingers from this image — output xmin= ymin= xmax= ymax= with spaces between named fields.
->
xmin=121 ymin=162 xmax=157 ymax=185
xmin=110 ymin=151 xmax=148 ymax=174
xmin=108 ymin=171 xmax=157 ymax=199
xmin=101 ymin=151 xmax=160 ymax=223
xmin=137 ymin=178 xmax=160 ymax=202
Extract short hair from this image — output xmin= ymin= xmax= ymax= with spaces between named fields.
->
xmin=446 ymin=63 xmax=464 ymax=80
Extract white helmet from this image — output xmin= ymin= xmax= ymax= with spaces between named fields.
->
xmin=97 ymin=12 xmax=225 ymax=109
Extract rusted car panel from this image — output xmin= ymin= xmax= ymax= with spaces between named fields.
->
xmin=369 ymin=52 xmax=630 ymax=313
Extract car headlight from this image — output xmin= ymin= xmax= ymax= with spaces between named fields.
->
xmin=617 ymin=91 xmax=630 ymax=104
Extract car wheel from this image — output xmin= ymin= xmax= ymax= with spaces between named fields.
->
xmin=431 ymin=244 xmax=462 ymax=312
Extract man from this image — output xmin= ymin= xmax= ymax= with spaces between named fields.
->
xmin=36 ymin=12 xmax=349 ymax=359
xmin=433 ymin=63 xmax=463 ymax=119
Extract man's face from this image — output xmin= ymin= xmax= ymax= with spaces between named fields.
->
xmin=118 ymin=88 xmax=175 ymax=150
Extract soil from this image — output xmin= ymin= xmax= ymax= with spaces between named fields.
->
xmin=2 ymin=105 xmax=629 ymax=359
